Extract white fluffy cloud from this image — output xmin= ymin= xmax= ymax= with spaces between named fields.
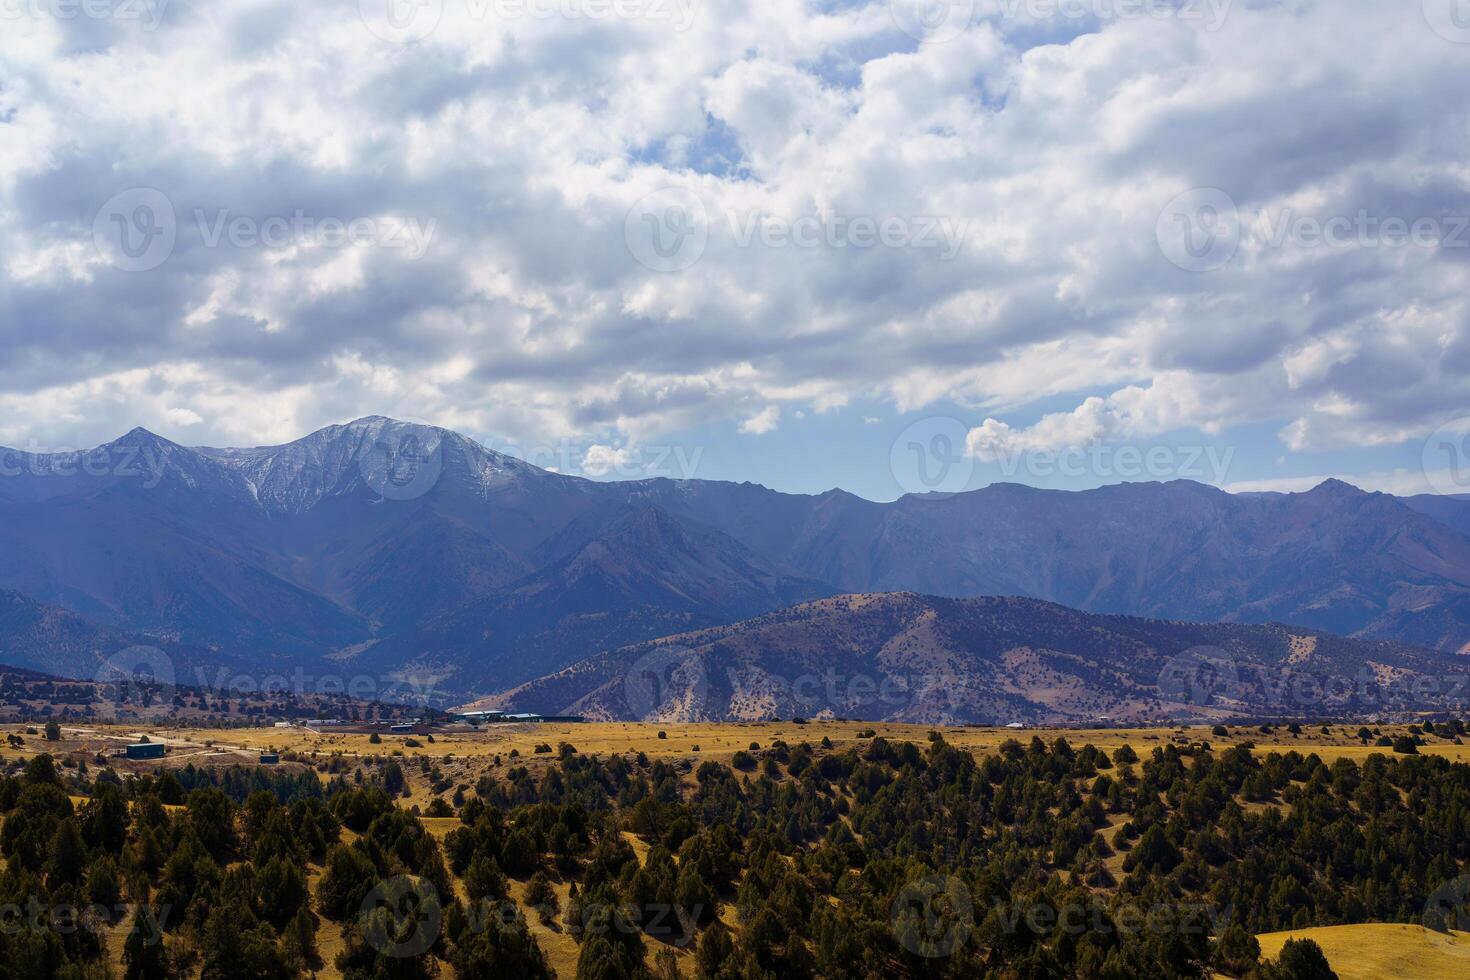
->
xmin=739 ymin=405 xmax=781 ymax=435
xmin=1 ymin=0 xmax=1467 ymax=473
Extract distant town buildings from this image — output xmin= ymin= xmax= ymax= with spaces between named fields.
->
xmin=455 ymin=710 xmax=585 ymax=724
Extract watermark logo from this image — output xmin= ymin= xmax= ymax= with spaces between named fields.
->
xmin=188 ymin=665 xmax=448 ymax=708
xmin=999 ymin=0 xmax=1232 ymax=32
xmin=1157 ymin=187 xmax=1241 ymax=272
xmin=1157 ymin=645 xmax=1241 ymax=708
xmin=93 ymin=190 xmax=437 ymax=272
xmin=577 ymin=442 xmax=705 ymax=480
xmin=1251 ymin=209 xmax=1469 ymax=252
xmin=972 ymin=438 xmax=1236 ymax=484
xmin=1424 ymin=0 xmax=1470 ymax=43
xmin=358 ymin=0 xmax=701 ymax=41
xmin=360 ymin=876 xmax=442 ymax=959
xmin=625 ymin=194 xmax=968 ymax=272
xmin=625 ymin=188 xmax=709 ymax=273
xmin=195 ymin=210 xmax=437 ymax=259
xmin=623 ymin=645 xmax=707 ymax=720
xmin=1423 ymin=875 xmax=1470 ymax=933
xmin=890 ymin=0 xmax=976 ymax=44
xmin=0 ymin=0 xmax=170 ymax=30
xmin=94 ymin=188 xmax=177 ymax=273
xmin=94 ymin=645 xmax=177 ymax=720
xmin=359 ymin=0 xmax=443 ymax=43
xmin=359 ymin=430 xmax=444 ymax=501
xmin=888 ymin=882 xmax=1233 ymax=959
xmin=726 ymin=212 xmax=968 ymax=259
xmin=1160 ymin=189 xmax=1469 ymax=272
xmin=891 ymin=417 xmax=975 ymax=497
xmin=740 ymin=667 xmax=954 ymax=719
xmin=891 ymin=875 xmax=974 ymax=959
xmin=1422 ymin=416 xmax=1470 ymax=496
xmin=0 ymin=442 xmax=167 ymax=488
xmin=0 ymin=900 xmax=169 ymax=941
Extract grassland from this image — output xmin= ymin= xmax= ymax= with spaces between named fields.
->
xmin=14 ymin=718 xmax=1470 ymax=763
xmin=7 ymin=717 xmax=1467 ymax=814
xmin=1256 ymin=923 xmax=1470 ymax=980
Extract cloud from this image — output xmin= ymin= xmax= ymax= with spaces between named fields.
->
xmin=580 ymin=444 xmax=637 ymax=477
xmin=0 ymin=0 xmax=1466 ymax=478
xmin=738 ymin=406 xmax=780 ymax=435
xmin=966 ymin=373 xmax=1210 ymax=458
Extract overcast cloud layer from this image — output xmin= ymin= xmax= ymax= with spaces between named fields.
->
xmin=2 ymin=0 xmax=1469 ymax=497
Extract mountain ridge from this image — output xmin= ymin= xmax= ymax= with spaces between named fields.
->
xmin=484 ymin=592 xmax=1470 ymax=724
xmin=2 ymin=417 xmax=1470 ymax=703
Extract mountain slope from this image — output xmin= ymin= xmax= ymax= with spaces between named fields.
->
xmin=351 ymin=505 xmax=834 ymax=690
xmin=0 ymin=589 xmax=226 ymax=683
xmin=489 ymin=593 xmax=1470 ymax=724
xmin=1401 ymin=493 xmax=1470 ymax=540
xmin=639 ymin=477 xmax=1470 ymax=650
xmin=0 ymin=428 xmax=372 ymax=655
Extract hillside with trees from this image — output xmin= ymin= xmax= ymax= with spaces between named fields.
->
xmin=3 ymin=726 xmax=1470 ymax=977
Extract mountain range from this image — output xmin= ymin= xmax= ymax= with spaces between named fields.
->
xmin=482 ymin=593 xmax=1470 ymax=724
xmin=1 ymin=417 xmax=1468 ymax=714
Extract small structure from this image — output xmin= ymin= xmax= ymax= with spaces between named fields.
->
xmin=126 ymin=742 xmax=165 ymax=760
xmin=388 ymin=724 xmax=417 ymax=734
xmin=1005 ymin=722 xmax=1026 ymax=730
xmin=459 ymin=710 xmax=506 ymax=723
xmin=259 ymin=753 xmax=280 ymax=765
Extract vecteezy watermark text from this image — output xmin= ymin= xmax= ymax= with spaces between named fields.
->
xmin=1156 ymin=645 xmax=1470 ymax=713
xmin=0 ymin=900 xmax=169 ymax=943
xmin=1000 ymin=0 xmax=1231 ymax=31
xmin=93 ymin=188 xmax=437 ymax=272
xmin=988 ymin=442 xmax=1236 ymax=483
xmin=626 ymin=188 xmax=969 ymax=272
xmin=889 ymin=0 xmax=1232 ymax=45
xmin=1158 ymin=188 xmax=1470 ymax=272
xmin=357 ymin=0 xmax=701 ymax=44
xmin=890 ymin=875 xmax=1232 ymax=960
xmin=194 ymin=210 xmax=436 ymax=258
xmin=0 ymin=442 xmax=165 ymax=488
xmin=0 ymin=0 xmax=169 ymax=29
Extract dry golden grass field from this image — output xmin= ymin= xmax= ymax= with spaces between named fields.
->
xmin=1255 ymin=923 xmax=1470 ymax=980
xmin=6 ymin=719 xmax=1469 ymax=813
xmin=7 ymin=718 xmax=1468 ymax=769
xmin=0 ymin=718 xmax=1457 ymax=842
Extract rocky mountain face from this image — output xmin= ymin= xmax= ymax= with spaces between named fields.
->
xmin=0 ymin=589 xmax=220 ymax=684
xmin=2 ymin=418 xmax=1469 ymax=703
xmin=488 ymin=593 xmax=1470 ymax=724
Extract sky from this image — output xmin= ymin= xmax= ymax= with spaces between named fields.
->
xmin=2 ymin=0 xmax=1469 ymax=502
